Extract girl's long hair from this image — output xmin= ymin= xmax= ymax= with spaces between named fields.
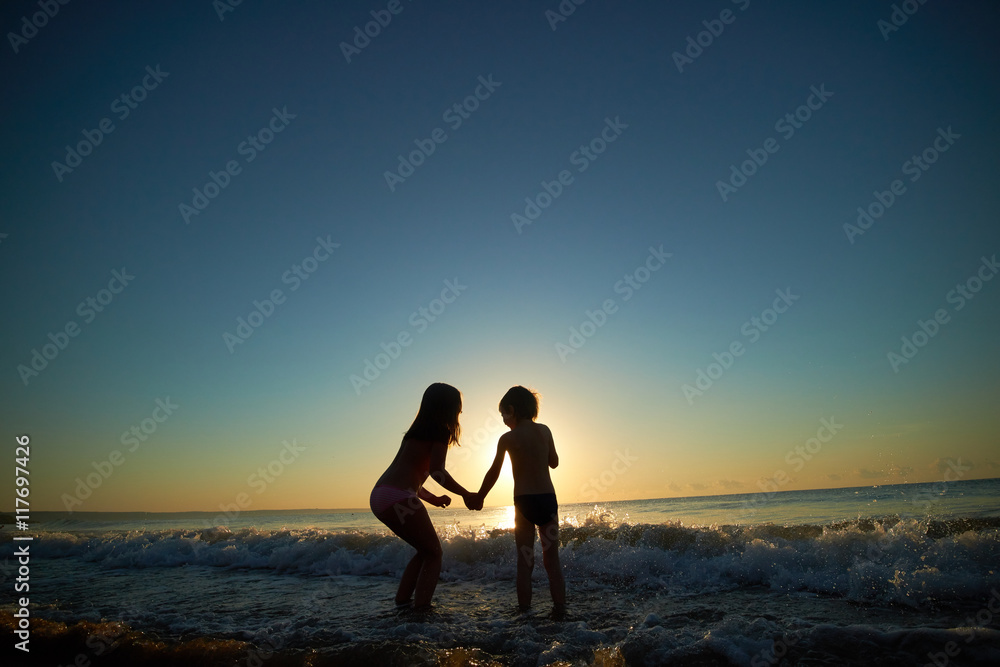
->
xmin=403 ymin=382 xmax=462 ymax=446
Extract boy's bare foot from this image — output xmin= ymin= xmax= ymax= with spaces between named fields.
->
xmin=550 ymin=604 xmax=566 ymax=621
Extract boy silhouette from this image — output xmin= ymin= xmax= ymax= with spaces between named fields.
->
xmin=473 ymin=386 xmax=566 ymax=618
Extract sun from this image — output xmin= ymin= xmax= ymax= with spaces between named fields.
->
xmin=496 ymin=504 xmax=517 ymax=530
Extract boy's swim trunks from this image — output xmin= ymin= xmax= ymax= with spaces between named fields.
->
xmin=513 ymin=493 xmax=558 ymax=526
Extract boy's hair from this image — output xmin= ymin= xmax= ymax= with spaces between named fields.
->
xmin=404 ymin=382 xmax=462 ymax=446
xmin=499 ymin=386 xmax=539 ymax=421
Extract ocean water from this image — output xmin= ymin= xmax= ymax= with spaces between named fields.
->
xmin=3 ymin=479 xmax=1000 ymax=666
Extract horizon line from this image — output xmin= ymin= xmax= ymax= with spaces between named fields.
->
xmin=8 ymin=476 xmax=996 ymax=515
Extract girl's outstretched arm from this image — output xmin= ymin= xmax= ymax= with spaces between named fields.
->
xmin=427 ymin=441 xmax=472 ymax=498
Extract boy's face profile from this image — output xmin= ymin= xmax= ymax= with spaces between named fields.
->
xmin=500 ymin=405 xmax=515 ymax=428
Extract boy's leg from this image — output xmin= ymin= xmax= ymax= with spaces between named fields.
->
xmin=514 ymin=509 xmax=536 ymax=611
xmin=538 ymin=518 xmax=566 ymax=611
xmin=376 ymin=496 xmax=443 ymax=608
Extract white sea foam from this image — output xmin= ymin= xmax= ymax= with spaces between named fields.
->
xmin=15 ymin=515 xmax=999 ymax=607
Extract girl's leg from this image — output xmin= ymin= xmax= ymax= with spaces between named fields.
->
xmin=376 ymin=498 xmax=443 ymax=608
xmin=514 ymin=509 xmax=536 ymax=611
xmin=538 ymin=518 xmax=566 ymax=613
xmin=396 ymin=552 xmax=424 ymax=604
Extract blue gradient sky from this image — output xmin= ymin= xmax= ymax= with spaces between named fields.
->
xmin=2 ymin=1 xmax=998 ymax=512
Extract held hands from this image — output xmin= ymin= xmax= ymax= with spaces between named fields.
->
xmin=463 ymin=492 xmax=484 ymax=511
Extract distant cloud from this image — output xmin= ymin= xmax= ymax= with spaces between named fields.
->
xmin=932 ymin=458 xmax=975 ymax=474
xmin=667 ymin=481 xmax=682 ymax=493
xmin=982 ymin=459 xmax=1000 ymax=470
xmin=689 ymin=482 xmax=708 ymax=492
xmin=718 ymin=479 xmax=741 ymax=490
xmin=827 ymin=473 xmax=842 ymax=481
xmin=857 ymin=465 xmax=914 ymax=479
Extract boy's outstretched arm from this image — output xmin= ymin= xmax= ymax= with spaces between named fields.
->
xmin=547 ymin=427 xmax=559 ymax=469
xmin=477 ymin=438 xmax=507 ymax=500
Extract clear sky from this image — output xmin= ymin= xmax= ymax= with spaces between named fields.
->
xmin=2 ymin=1 xmax=998 ymax=513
